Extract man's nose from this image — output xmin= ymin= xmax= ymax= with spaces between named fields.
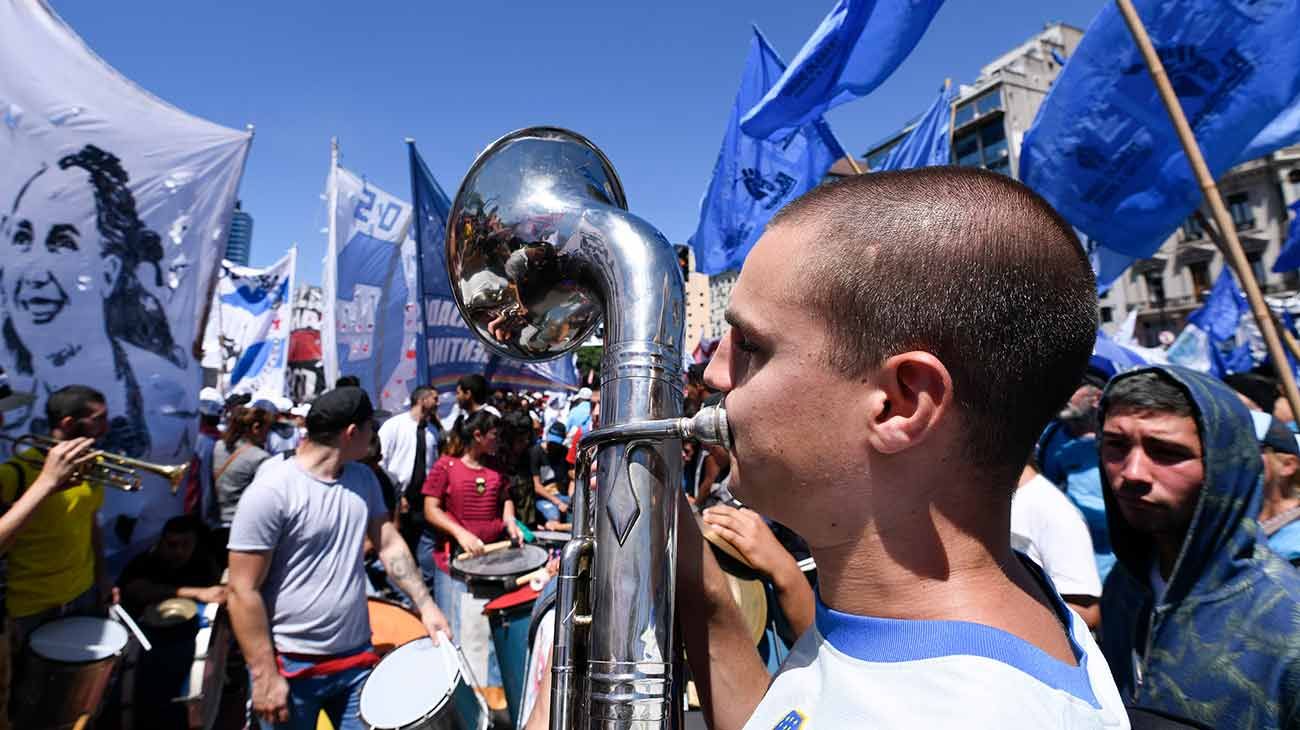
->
xmin=703 ymin=330 xmax=732 ymax=393
xmin=1119 ymin=447 xmax=1153 ymax=486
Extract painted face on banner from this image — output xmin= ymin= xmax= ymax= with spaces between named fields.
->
xmin=2 ymin=165 xmax=121 ymax=362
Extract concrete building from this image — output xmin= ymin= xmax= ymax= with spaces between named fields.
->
xmin=676 ymin=246 xmax=713 ymax=354
xmin=225 ymin=200 xmax=253 ymax=266
xmin=1099 ymin=149 xmax=1300 ymax=345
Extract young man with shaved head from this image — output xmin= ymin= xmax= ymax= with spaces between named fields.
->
xmin=677 ymin=167 xmax=1128 ymax=728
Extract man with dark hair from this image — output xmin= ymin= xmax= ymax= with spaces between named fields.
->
xmin=0 ymin=385 xmax=112 ymax=648
xmin=118 ymin=514 xmax=224 ymax=616
xmin=227 ymin=386 xmax=450 ymax=729
xmin=377 ymin=385 xmax=441 ymax=551
xmin=1097 ymin=367 xmax=1300 ymax=728
xmin=680 ymin=168 xmax=1126 ymax=728
xmin=440 ymin=373 xmax=500 ymax=433
xmin=334 ymin=375 xmax=361 ymax=389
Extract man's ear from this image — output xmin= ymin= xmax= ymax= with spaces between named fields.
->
xmin=1280 ymin=453 xmax=1300 ymax=480
xmin=864 ymin=351 xmax=952 ymax=455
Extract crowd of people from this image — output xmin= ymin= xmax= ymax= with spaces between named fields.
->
xmin=1 ymin=167 xmax=1300 ymax=730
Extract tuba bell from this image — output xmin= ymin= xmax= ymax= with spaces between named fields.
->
xmin=446 ymin=128 xmax=730 ymax=729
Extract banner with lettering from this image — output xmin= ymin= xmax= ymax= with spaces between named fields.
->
xmin=321 ymin=155 xmax=422 ymax=413
xmin=200 ymin=248 xmax=295 ymax=397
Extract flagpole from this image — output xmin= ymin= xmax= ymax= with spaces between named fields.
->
xmin=1116 ymin=0 xmax=1300 ymax=419
xmin=945 ymin=78 xmax=956 ymax=165
xmin=192 ymin=122 xmax=256 ymax=364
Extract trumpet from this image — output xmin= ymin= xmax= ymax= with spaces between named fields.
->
xmin=0 ymin=434 xmax=188 ymax=494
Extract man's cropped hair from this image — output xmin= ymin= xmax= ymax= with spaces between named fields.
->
xmin=458 ymin=374 xmax=488 ymax=405
xmin=774 ymin=166 xmax=1097 ymax=479
xmin=46 ymin=385 xmax=106 ymax=426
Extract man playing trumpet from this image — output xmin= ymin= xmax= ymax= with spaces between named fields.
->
xmin=0 ymin=386 xmax=114 ymax=640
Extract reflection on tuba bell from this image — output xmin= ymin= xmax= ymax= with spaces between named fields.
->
xmin=0 ymin=434 xmax=189 ymax=494
xmin=446 ymin=127 xmax=730 ymax=730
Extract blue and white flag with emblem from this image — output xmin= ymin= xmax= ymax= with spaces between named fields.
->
xmin=201 ymin=248 xmax=295 ymax=397
xmin=322 ymin=155 xmax=422 ymax=413
xmin=689 ymin=27 xmax=845 ymax=276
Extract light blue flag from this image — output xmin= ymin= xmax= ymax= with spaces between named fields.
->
xmin=1166 ymin=268 xmax=1252 ymax=378
xmin=875 ymin=83 xmax=956 ymax=171
xmin=1081 ymin=235 xmax=1136 ymax=295
xmin=740 ymin=0 xmax=945 ymax=140
xmin=688 ymin=27 xmax=846 ymax=276
xmin=1020 ymin=0 xmax=1300 ymax=259
xmin=407 ymin=142 xmax=579 ymax=394
xmin=1272 ymin=201 xmax=1300 ymax=273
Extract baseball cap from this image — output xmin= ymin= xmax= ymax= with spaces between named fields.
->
xmin=307 ymin=387 xmax=375 ymax=436
xmin=290 ymin=403 xmax=311 ymax=418
xmin=1256 ymin=412 xmax=1300 ymax=456
xmin=0 ymin=368 xmax=34 ymax=413
xmin=576 ymin=387 xmax=593 ymax=401
xmin=249 ymin=394 xmax=279 ymax=415
xmin=272 ymin=395 xmax=294 ymax=414
xmin=198 ymin=387 xmax=224 ymax=417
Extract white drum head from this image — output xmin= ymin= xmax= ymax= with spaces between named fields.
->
xmin=360 ymin=637 xmax=460 ymax=728
xmin=29 ymin=617 xmax=129 ymax=662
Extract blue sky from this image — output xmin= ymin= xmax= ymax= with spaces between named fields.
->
xmin=54 ymin=0 xmax=1102 ymax=286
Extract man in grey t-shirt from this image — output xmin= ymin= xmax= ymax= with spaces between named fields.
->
xmin=228 ymin=387 xmax=451 ymax=730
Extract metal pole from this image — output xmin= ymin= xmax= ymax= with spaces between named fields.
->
xmin=1116 ymin=0 xmax=1300 ymax=420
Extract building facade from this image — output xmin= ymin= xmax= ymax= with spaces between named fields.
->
xmin=225 ymin=200 xmax=253 ymax=266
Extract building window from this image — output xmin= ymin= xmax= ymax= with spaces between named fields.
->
xmin=1227 ymin=193 xmax=1254 ymax=230
xmin=1182 ymin=216 xmax=1204 ymax=241
xmin=953 ymin=90 xmax=1002 ymax=129
xmin=1247 ymin=251 xmax=1266 ymax=284
xmin=952 ymin=118 xmax=1010 ymax=174
xmin=1100 ymin=306 xmax=1113 ymax=323
xmin=1188 ymin=261 xmax=1211 ymax=300
xmin=1288 ymin=169 xmax=1300 ymax=184
xmin=1144 ymin=271 xmax=1166 ymax=308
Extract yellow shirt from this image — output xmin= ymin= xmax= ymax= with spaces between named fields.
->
xmin=0 ymin=449 xmax=103 ymax=617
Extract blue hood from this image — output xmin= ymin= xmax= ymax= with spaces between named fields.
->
xmin=1097 ymin=366 xmax=1300 ymax=728
xmin=1100 ymin=365 xmax=1263 ymax=604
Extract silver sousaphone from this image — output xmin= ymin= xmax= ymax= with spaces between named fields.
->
xmin=445 ymin=127 xmax=730 ymax=729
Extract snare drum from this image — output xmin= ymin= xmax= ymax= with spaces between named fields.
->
xmin=368 ymin=597 xmax=427 ymax=656
xmin=358 ymin=637 xmax=488 ymax=730
xmin=530 ymin=530 xmax=571 ymax=549
xmin=451 ymin=544 xmax=549 ymax=599
xmin=14 ymin=616 xmax=130 ymax=729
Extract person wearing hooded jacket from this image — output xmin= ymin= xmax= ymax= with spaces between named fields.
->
xmin=1097 ymin=366 xmax=1300 ymax=729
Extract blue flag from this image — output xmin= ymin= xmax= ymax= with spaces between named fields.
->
xmin=689 ymin=27 xmax=845 ymax=276
xmin=1020 ymin=0 xmax=1300 ymax=259
xmin=739 ymin=0 xmax=944 ymax=140
xmin=875 ymin=83 xmax=956 ymax=171
xmin=1167 ymin=268 xmax=1252 ymax=377
xmin=407 ymin=142 xmax=578 ymax=394
xmin=1272 ymin=201 xmax=1300 ymax=273
xmin=1240 ymin=94 xmax=1300 ymax=162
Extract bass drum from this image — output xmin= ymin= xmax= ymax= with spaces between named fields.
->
xmin=13 ymin=616 xmax=130 ymax=730
xmin=358 ymin=637 xmax=488 ymax=730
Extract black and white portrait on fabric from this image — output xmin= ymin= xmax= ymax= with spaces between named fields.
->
xmin=0 ymin=144 xmax=191 ymax=460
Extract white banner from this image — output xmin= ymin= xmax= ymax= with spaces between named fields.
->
xmin=0 ymin=1 xmax=251 ymax=566
xmin=201 ymin=249 xmax=295 ymax=397
xmin=321 ymin=154 xmax=421 ymax=413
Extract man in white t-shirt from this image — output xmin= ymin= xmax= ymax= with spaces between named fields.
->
xmin=227 ymin=387 xmax=451 ymax=730
xmin=679 ymin=168 xmax=1128 ymax=729
xmin=1012 ymin=465 xmax=1102 ymax=628
xmin=438 ymin=374 xmax=501 ymax=433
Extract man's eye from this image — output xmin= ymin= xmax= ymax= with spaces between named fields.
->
xmin=13 ymin=230 xmax=31 ymax=247
xmin=736 ymin=335 xmax=760 ymax=354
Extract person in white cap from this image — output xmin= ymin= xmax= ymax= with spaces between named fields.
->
xmin=193 ymin=387 xmax=225 ymax=528
xmin=266 ymin=394 xmax=301 ymax=455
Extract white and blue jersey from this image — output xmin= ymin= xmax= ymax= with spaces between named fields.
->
xmin=743 ymin=582 xmax=1128 ymax=729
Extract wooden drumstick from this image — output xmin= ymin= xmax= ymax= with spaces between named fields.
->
xmin=480 ymin=539 xmax=513 ymax=554
xmin=515 ymin=568 xmax=550 ymax=586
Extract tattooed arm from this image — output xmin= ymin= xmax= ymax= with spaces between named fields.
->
xmin=369 ymin=515 xmax=451 ymax=643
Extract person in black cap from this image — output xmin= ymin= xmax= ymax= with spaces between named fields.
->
xmin=226 ymin=386 xmax=450 ymax=729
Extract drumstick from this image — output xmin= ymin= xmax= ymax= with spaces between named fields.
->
xmin=111 ymin=603 xmax=152 ymax=652
xmin=480 ymin=539 xmax=513 ymax=554
xmin=514 ymin=568 xmax=550 ymax=586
